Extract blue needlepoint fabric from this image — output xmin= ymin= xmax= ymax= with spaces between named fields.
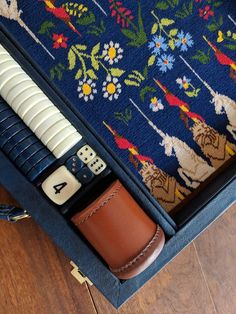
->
xmin=0 ymin=0 xmax=235 ymax=212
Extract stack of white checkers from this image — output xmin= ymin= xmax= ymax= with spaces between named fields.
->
xmin=0 ymin=43 xmax=81 ymax=159
xmin=0 ymin=44 xmax=107 ymax=205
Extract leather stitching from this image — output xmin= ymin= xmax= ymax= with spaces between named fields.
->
xmin=78 ymin=184 xmax=122 ymax=225
xmin=110 ymin=225 xmax=161 ymax=274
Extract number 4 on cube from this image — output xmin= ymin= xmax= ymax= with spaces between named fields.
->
xmin=42 ymin=166 xmax=81 ymax=205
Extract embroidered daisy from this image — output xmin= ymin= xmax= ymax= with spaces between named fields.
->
xmin=157 ymin=54 xmax=175 ymax=72
xmin=176 ymin=76 xmax=191 ymax=90
xmin=102 ymin=76 xmax=121 ymax=101
xmin=149 ymin=97 xmax=164 ymax=112
xmin=148 ymin=36 xmax=168 ymax=55
xmin=102 ymin=41 xmax=123 ymax=65
xmin=77 ymin=78 xmax=97 ymax=102
xmin=176 ymin=31 xmax=194 ymax=52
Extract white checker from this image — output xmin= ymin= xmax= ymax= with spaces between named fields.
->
xmin=0 ymin=60 xmax=17 ymax=74
xmin=77 ymin=145 xmax=96 ymax=164
xmin=87 ymin=156 xmax=107 ymax=175
xmin=40 ymin=118 xmax=71 ymax=144
xmin=29 ymin=106 xmax=60 ymax=132
xmin=0 ymin=44 xmax=8 ymax=53
xmin=13 ymin=91 xmax=47 ymax=118
xmin=11 ymin=87 xmax=44 ymax=113
xmin=22 ymin=99 xmax=54 ymax=124
xmin=34 ymin=112 xmax=65 ymax=139
xmin=41 ymin=166 xmax=81 ymax=205
xmin=47 ymin=125 xmax=77 ymax=151
xmin=0 ymin=67 xmax=23 ymax=92
xmin=52 ymin=131 xmax=82 ymax=158
xmin=0 ymin=54 xmax=12 ymax=62
xmin=0 ymin=60 xmax=20 ymax=76
xmin=6 ymin=77 xmax=35 ymax=104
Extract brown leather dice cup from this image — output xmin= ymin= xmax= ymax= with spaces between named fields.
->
xmin=71 ymin=180 xmax=165 ymax=280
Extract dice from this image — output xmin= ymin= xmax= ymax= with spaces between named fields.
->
xmin=87 ymin=156 xmax=107 ymax=175
xmin=77 ymin=144 xmax=96 ymax=164
xmin=66 ymin=155 xmax=83 ymax=174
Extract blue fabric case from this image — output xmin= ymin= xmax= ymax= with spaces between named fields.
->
xmin=0 ymin=0 xmax=236 ymax=308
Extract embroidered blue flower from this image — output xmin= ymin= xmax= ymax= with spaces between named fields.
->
xmin=176 ymin=31 xmax=194 ymax=52
xmin=149 ymin=97 xmax=164 ymax=112
xmin=148 ymin=36 xmax=168 ymax=55
xmin=176 ymin=76 xmax=191 ymax=90
xmin=157 ymin=54 xmax=175 ymax=72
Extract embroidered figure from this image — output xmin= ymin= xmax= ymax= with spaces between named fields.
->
xmin=0 ymin=0 xmax=55 ymax=59
xmin=154 ymin=79 xmax=236 ymax=168
xmin=103 ymin=121 xmax=190 ymax=212
xmin=180 ymin=56 xmax=236 ymax=140
xmin=130 ymin=99 xmax=215 ymax=188
xmin=191 ymin=123 xmax=236 ymax=169
xmin=42 ymin=0 xmax=82 ymax=36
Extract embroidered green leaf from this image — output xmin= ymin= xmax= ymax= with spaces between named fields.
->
xmin=124 ymin=79 xmax=140 ymax=87
xmin=49 ymin=63 xmax=66 ymax=81
xmin=75 ymin=69 xmax=83 ymax=80
xmin=155 ymin=1 xmax=169 ymax=10
xmin=91 ymin=56 xmax=99 ymax=70
xmin=91 ymin=43 xmax=100 ymax=56
xmin=160 ymin=18 xmax=175 ymax=26
xmin=212 ymin=1 xmax=223 ymax=8
xmin=168 ymin=39 xmax=175 ymax=50
xmin=75 ymin=44 xmax=87 ymax=51
xmin=133 ymin=70 xmax=145 ymax=81
xmin=224 ymin=44 xmax=236 ymax=50
xmin=76 ymin=11 xmax=96 ymax=25
xmin=114 ymin=109 xmax=132 ymax=125
xmin=195 ymin=88 xmax=201 ymax=96
xmin=207 ymin=16 xmax=223 ymax=32
xmin=191 ymin=49 xmax=211 ymax=64
xmin=110 ymin=68 xmax=125 ymax=77
xmin=87 ymin=69 xmax=98 ymax=80
xmin=175 ymin=1 xmax=194 ymax=19
xmin=140 ymin=86 xmax=156 ymax=102
xmin=148 ymin=55 xmax=156 ymax=66
xmin=143 ymin=65 xmax=148 ymax=78
xmin=38 ymin=21 xmax=55 ymax=35
xmin=185 ymin=90 xmax=196 ymax=98
xmin=121 ymin=29 xmax=137 ymax=40
xmin=169 ymin=28 xmax=178 ymax=36
xmin=87 ymin=20 xmax=106 ymax=37
xmin=68 ymin=49 xmax=76 ymax=70
xmin=151 ymin=23 xmax=158 ymax=35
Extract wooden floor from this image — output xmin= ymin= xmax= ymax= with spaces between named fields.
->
xmin=0 ymin=186 xmax=236 ymax=314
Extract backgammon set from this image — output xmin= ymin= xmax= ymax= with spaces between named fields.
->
xmin=0 ymin=0 xmax=235 ymax=308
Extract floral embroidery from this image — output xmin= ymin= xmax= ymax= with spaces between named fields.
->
xmin=176 ymin=76 xmax=201 ymax=98
xmin=148 ymin=12 xmax=194 ymax=72
xmin=175 ymin=31 xmax=194 ymax=52
xmin=52 ymin=33 xmax=68 ymax=49
xmin=157 ymin=54 xmax=175 ymax=72
xmin=102 ymin=76 xmax=122 ymax=100
xmin=77 ymin=78 xmax=97 ymax=101
xmin=148 ymin=36 xmax=168 ymax=55
xmin=149 ymin=97 xmax=164 ymax=112
xmin=199 ymin=5 xmax=214 ymax=20
xmin=102 ymin=41 xmax=123 ymax=65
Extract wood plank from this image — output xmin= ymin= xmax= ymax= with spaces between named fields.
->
xmin=0 ymin=186 xmax=96 ymax=314
xmin=89 ymin=244 xmax=216 ymax=314
xmin=194 ymin=203 xmax=236 ymax=314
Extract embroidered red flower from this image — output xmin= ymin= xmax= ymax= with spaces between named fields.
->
xmin=199 ymin=6 xmax=214 ymax=20
xmin=52 ymin=33 xmax=68 ymax=49
xmin=195 ymin=0 xmax=202 ymax=2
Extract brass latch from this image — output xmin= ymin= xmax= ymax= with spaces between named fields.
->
xmin=70 ymin=261 xmax=93 ymax=286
